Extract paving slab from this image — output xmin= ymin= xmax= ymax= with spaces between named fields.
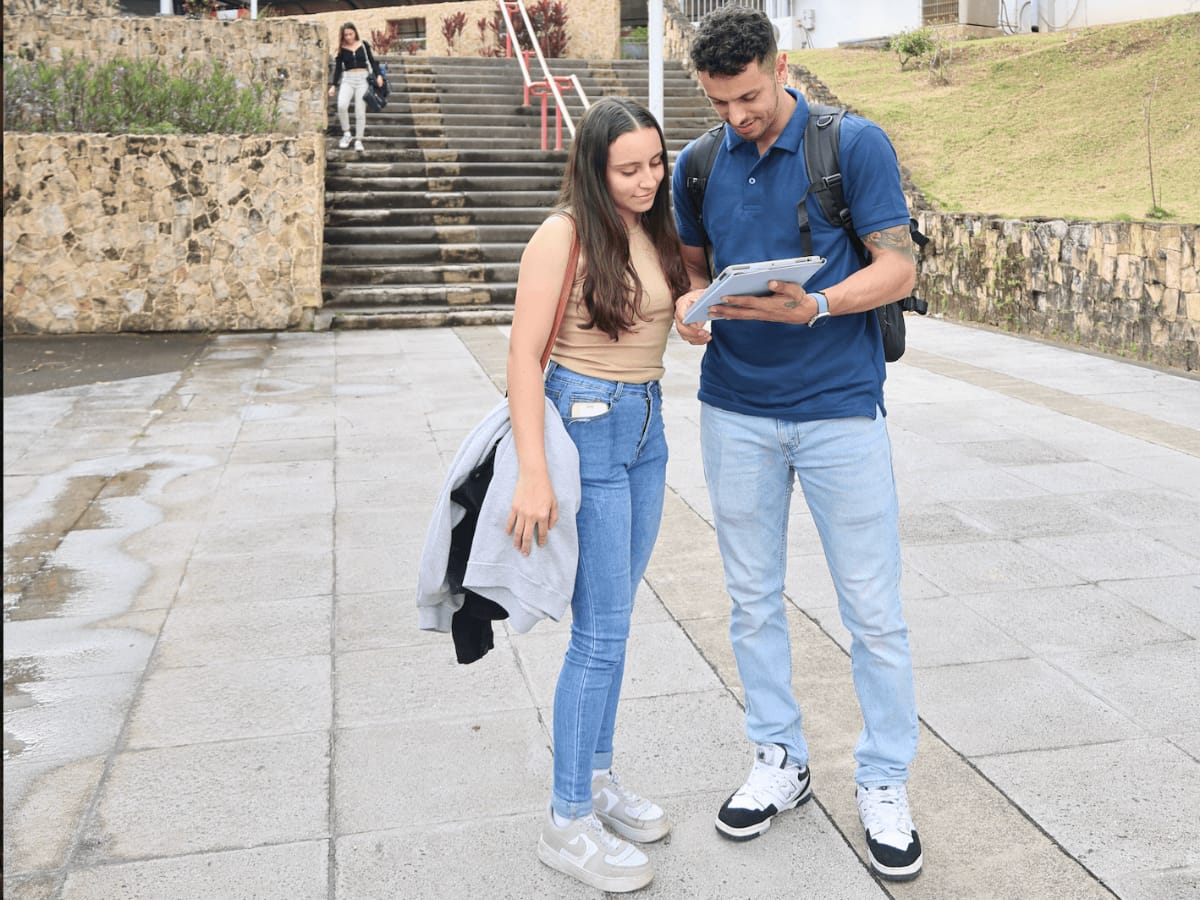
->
xmin=332 ymin=711 xmax=553 ymax=834
xmin=154 ymin=594 xmax=331 ymax=667
xmin=125 ymin=655 xmax=332 ymax=749
xmin=79 ymin=733 xmax=329 ymax=864
xmin=960 ymin=583 xmax=1190 ymax=655
xmin=977 ymin=738 xmax=1200 ymax=885
xmin=58 ymin=841 xmax=329 ymax=900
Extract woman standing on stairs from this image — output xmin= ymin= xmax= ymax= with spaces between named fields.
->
xmin=328 ymin=22 xmax=383 ymax=152
xmin=506 ymin=97 xmax=690 ymax=893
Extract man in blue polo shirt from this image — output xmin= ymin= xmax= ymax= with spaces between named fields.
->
xmin=671 ymin=6 xmax=923 ymax=882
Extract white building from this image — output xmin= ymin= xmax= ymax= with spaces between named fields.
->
xmin=674 ymin=0 xmax=1198 ymax=50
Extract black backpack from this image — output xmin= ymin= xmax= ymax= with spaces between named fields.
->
xmin=683 ymin=104 xmax=928 ymax=362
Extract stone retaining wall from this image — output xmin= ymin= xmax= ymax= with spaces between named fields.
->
xmin=4 ymin=133 xmax=325 ymax=333
xmin=914 ymin=213 xmax=1199 ymax=370
xmin=297 ymin=0 xmax=618 ymax=62
xmin=3 ymin=0 xmax=115 ymax=15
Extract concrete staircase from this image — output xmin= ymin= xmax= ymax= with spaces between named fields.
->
xmin=319 ymin=55 xmax=718 ymax=330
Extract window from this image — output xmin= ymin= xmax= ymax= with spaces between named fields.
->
xmin=388 ymin=17 xmax=426 ymax=48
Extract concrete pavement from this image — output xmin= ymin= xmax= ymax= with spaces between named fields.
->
xmin=3 ymin=317 xmax=1199 ymax=899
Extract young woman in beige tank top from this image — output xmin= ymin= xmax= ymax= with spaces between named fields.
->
xmin=506 ymin=97 xmax=690 ymax=893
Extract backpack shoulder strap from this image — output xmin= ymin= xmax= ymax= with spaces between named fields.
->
xmin=801 ymin=104 xmax=870 ymax=268
xmin=683 ymin=123 xmax=725 ymax=249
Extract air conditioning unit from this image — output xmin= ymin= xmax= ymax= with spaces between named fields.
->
xmin=959 ymin=0 xmax=999 ymax=27
xmin=771 ymin=17 xmax=807 ymax=50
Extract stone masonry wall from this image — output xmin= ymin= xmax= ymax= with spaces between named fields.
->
xmin=297 ymin=0 xmax=618 ymax=62
xmin=3 ymin=0 xmax=115 ymax=15
xmin=914 ymin=214 xmax=1200 ymax=371
xmin=4 ymin=133 xmax=325 ymax=333
xmin=2 ymin=16 xmax=328 ymax=333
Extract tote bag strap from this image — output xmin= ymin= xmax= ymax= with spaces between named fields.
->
xmin=539 ymin=213 xmax=580 ymax=371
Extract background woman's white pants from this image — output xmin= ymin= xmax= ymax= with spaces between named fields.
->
xmin=337 ymin=70 xmax=368 ymax=139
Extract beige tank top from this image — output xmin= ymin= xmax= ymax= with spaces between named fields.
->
xmin=549 ymin=223 xmax=674 ymax=383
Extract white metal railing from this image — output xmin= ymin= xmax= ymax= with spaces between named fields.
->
xmin=678 ymin=0 xmax=766 ymax=22
xmin=497 ymin=0 xmax=590 ymax=149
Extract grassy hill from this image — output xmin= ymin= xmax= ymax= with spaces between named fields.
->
xmin=791 ymin=14 xmax=1199 ymax=222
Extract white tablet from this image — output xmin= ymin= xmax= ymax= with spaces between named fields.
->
xmin=681 ymin=256 xmax=826 ymax=325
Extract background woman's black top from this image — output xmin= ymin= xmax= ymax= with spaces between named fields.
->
xmin=332 ymin=43 xmax=377 ymax=86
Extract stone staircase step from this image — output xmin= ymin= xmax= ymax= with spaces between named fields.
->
xmin=323 ymin=148 xmax=569 ymax=163
xmin=324 ymin=207 xmax=549 ymax=227
xmin=319 ymin=305 xmax=516 ymax=330
xmin=324 ymin=175 xmax=561 ymax=193
xmin=322 ymin=262 xmax=520 ymax=286
xmin=324 ymin=224 xmax=539 ymax=244
xmin=323 ymin=243 xmax=528 ymax=265
xmin=322 ymin=284 xmax=517 ymax=305
xmin=324 ymin=190 xmax=559 ymax=209
xmin=323 ymin=160 xmax=566 ymax=176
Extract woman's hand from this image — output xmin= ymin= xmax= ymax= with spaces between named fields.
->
xmin=328 ymin=86 xmax=335 ymax=97
xmin=376 ymin=75 xmax=384 ymax=88
xmin=673 ymin=289 xmax=712 ymax=345
xmin=505 ymin=471 xmax=558 ymax=556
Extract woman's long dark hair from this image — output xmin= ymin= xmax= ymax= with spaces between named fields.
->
xmin=557 ymin=97 xmax=690 ymax=340
xmin=339 ymin=22 xmax=360 ymax=48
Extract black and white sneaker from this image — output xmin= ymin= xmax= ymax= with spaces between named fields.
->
xmin=856 ymin=784 xmax=923 ymax=881
xmin=715 ymin=742 xmax=812 ymax=840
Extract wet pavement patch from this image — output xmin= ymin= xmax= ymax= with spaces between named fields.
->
xmin=3 ymin=333 xmax=213 ymax=396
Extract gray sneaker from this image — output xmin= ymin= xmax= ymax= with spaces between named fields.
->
xmin=592 ymin=770 xmax=670 ymax=843
xmin=537 ymin=806 xmax=654 ymax=893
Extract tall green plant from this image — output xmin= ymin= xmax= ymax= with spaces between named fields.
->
xmin=890 ymin=28 xmax=935 ymax=71
xmin=3 ymin=55 xmax=283 ymax=134
xmin=1142 ymin=77 xmax=1171 ymax=219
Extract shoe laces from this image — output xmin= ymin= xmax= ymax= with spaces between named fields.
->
xmin=858 ymin=785 xmax=913 ymax=837
xmin=603 ymin=772 xmax=654 ymax=818
xmin=581 ymin=812 xmax=626 ymax=854
xmin=737 ymin=754 xmax=800 ymax=807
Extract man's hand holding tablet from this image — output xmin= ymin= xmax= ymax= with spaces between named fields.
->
xmin=680 ymin=256 xmax=826 ymax=325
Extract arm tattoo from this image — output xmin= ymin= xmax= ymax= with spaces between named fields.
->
xmin=864 ymin=224 xmax=914 ymax=261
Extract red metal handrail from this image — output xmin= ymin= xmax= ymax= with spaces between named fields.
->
xmin=497 ymin=0 xmax=591 ymax=150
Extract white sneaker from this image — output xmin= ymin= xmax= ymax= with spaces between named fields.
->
xmin=353 ymin=140 xmax=364 ymax=151
xmin=856 ymin=784 xmax=923 ymax=881
xmin=337 ymin=133 xmax=351 ymax=149
xmin=592 ymin=770 xmax=670 ymax=843
xmin=537 ymin=806 xmax=654 ymax=893
xmin=715 ymin=742 xmax=812 ymax=840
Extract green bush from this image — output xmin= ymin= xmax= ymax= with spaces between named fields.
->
xmin=889 ymin=28 xmax=935 ymax=71
xmin=3 ymin=55 xmax=283 ymax=134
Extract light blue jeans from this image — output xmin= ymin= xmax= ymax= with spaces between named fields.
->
xmin=700 ymin=402 xmax=918 ymax=787
xmin=544 ymin=362 xmax=666 ymax=818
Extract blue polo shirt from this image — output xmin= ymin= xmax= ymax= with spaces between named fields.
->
xmin=672 ymin=89 xmax=910 ymax=422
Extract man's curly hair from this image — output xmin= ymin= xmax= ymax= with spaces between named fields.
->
xmin=689 ymin=6 xmax=778 ymax=77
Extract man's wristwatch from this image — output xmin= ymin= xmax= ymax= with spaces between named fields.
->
xmin=808 ymin=292 xmax=831 ymax=328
